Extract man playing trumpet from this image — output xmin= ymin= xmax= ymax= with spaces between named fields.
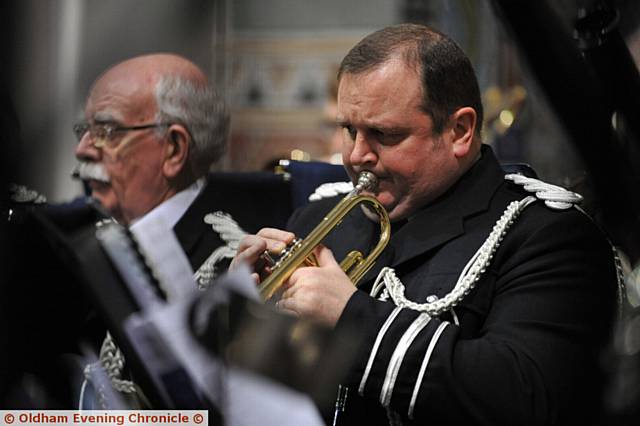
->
xmin=233 ymin=24 xmax=617 ymax=426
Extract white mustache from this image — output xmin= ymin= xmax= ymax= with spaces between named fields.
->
xmin=71 ymin=162 xmax=111 ymax=183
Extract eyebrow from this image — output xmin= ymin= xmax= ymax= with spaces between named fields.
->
xmin=92 ymin=112 xmax=120 ymax=124
xmin=337 ymin=121 xmax=407 ymax=135
xmin=370 ymin=125 xmax=407 ymax=134
xmin=335 ymin=115 xmax=409 ymax=134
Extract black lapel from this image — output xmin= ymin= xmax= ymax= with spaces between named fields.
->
xmin=173 ymin=179 xmax=224 ymax=269
xmin=360 ymin=145 xmax=505 ymax=284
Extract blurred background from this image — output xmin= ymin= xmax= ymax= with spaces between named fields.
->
xmin=3 ymin=0 xmax=640 ymax=204
xmin=4 ymin=1 xmax=640 ymax=420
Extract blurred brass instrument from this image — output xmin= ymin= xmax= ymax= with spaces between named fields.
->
xmin=259 ymin=171 xmax=391 ymax=300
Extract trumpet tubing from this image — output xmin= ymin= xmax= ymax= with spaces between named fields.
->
xmin=258 ymin=172 xmax=391 ymax=300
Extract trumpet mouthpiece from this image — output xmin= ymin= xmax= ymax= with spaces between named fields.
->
xmin=357 ymin=171 xmax=378 ymax=192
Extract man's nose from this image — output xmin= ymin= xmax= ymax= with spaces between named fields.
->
xmin=74 ymin=132 xmax=101 ymax=161
xmin=349 ymin=133 xmax=378 ymax=167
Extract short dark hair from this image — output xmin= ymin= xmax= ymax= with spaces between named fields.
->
xmin=338 ymin=23 xmax=483 ymax=136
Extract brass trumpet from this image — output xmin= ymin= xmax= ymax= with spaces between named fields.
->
xmin=258 ymin=171 xmax=391 ymax=300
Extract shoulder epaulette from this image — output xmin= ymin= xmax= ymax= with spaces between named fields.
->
xmin=308 ymin=181 xmax=353 ymax=202
xmin=505 ymin=174 xmax=583 ymax=210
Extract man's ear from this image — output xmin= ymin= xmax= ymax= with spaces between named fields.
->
xmin=449 ymin=107 xmax=477 ymax=158
xmin=163 ymin=124 xmax=190 ymax=178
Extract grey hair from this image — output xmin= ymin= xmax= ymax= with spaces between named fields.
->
xmin=155 ymin=75 xmax=229 ymax=177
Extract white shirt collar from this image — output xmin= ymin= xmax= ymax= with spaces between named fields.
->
xmin=129 ymin=177 xmax=206 ymax=232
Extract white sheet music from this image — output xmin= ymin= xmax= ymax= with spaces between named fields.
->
xmin=121 ymin=233 xmax=322 ymax=424
xmin=129 ymin=215 xmax=197 ymax=303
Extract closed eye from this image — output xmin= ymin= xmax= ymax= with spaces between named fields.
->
xmin=370 ymin=128 xmax=404 ymax=145
xmin=341 ymin=124 xmax=357 ymax=141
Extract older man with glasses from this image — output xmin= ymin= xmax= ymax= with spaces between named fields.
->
xmin=73 ymin=54 xmax=223 ymax=225
xmin=3 ymin=54 xmax=279 ymax=408
xmin=71 ymin=53 xmax=254 ymax=281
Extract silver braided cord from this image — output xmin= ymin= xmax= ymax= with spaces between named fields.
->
xmin=505 ymin=173 xmax=583 ymax=210
xmin=96 ymin=332 xmax=136 ymax=393
xmin=575 ymin=201 xmax=628 ymax=314
xmin=308 ymin=181 xmax=354 ymax=202
xmin=356 ymin=175 xmax=587 ymax=421
xmin=81 ymin=332 xmax=138 ymax=409
xmin=195 ymin=246 xmax=237 ymax=290
xmin=371 ymin=196 xmax=537 ymax=316
xmin=9 ymin=183 xmax=47 ymax=204
xmin=612 ymin=245 xmax=629 ymax=318
xmin=361 ymin=197 xmax=536 ymax=417
xmin=203 ymin=211 xmax=247 ymax=248
xmin=194 ymin=211 xmax=247 ymax=290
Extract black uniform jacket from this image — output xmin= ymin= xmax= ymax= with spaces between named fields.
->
xmin=173 ymin=178 xmax=249 ymax=271
xmin=287 ymin=146 xmax=617 ymax=426
xmin=175 ymin=171 xmax=292 ymax=271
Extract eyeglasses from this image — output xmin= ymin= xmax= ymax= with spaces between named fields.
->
xmin=73 ymin=122 xmax=170 ymax=148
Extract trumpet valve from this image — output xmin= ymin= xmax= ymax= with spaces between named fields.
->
xmin=269 ymin=238 xmax=306 ymax=272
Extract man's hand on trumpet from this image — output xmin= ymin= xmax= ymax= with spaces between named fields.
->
xmin=231 ymin=228 xmax=356 ymax=327
xmin=230 ymin=227 xmax=295 ymax=283
xmin=278 ymin=244 xmax=356 ymax=327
